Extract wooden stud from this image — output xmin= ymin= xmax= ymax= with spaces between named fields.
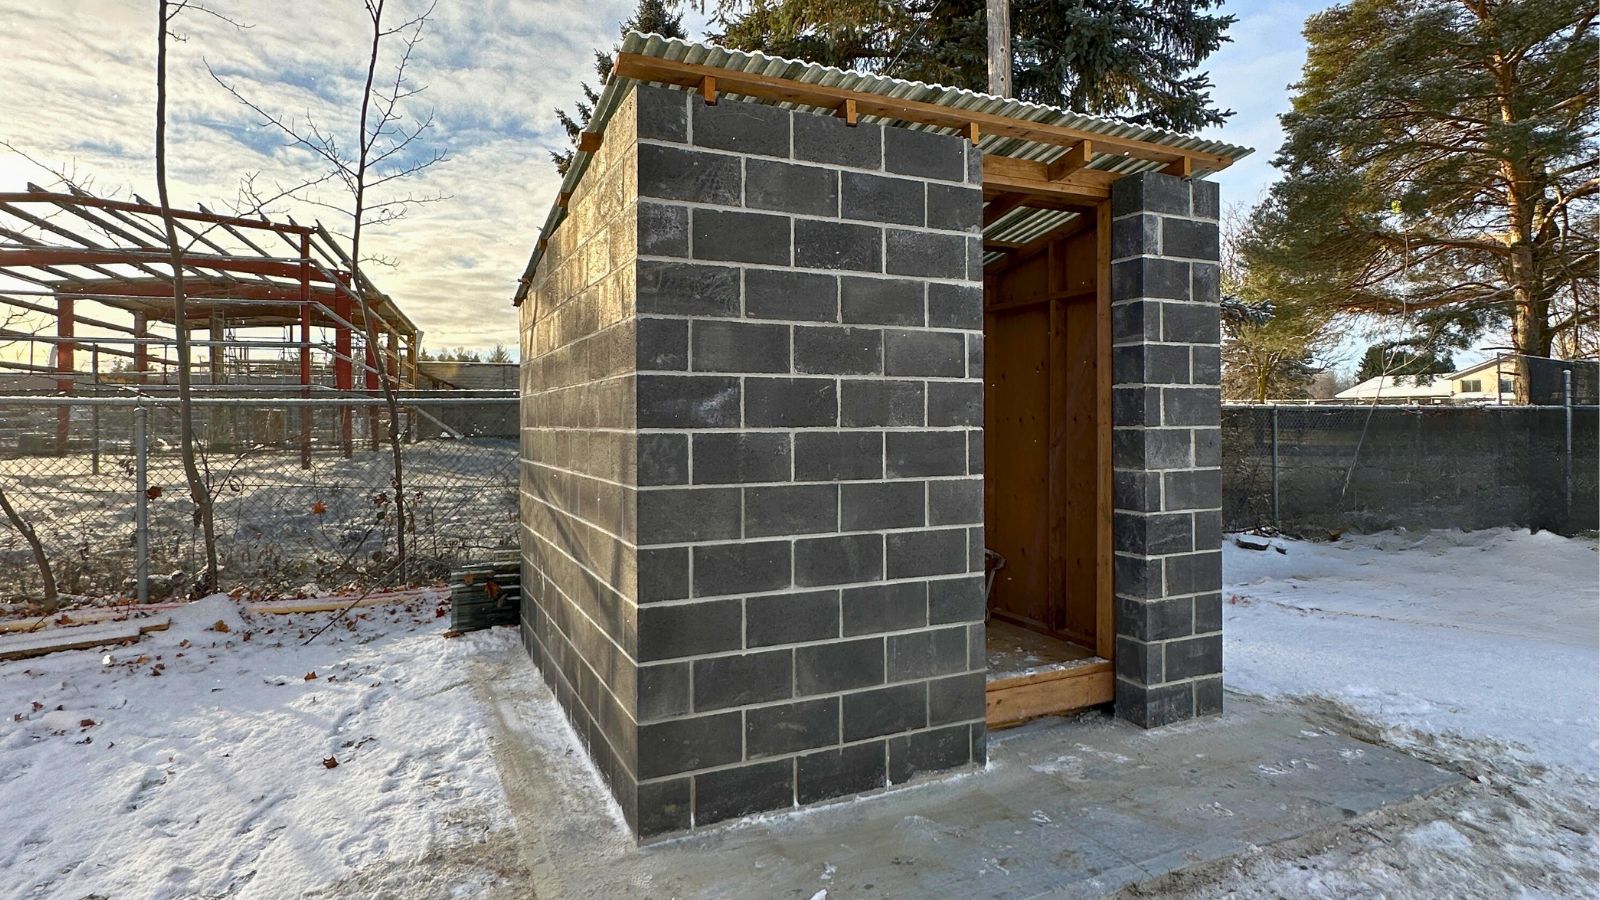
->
xmin=1094 ymin=199 xmax=1115 ymax=661
xmin=577 ymin=131 xmax=602 ymax=153
xmin=1046 ymin=141 xmax=1092 ymax=181
xmin=557 ymin=191 xmax=571 ymax=209
xmin=837 ymin=97 xmax=858 ymax=126
xmin=699 ymin=74 xmax=717 ymax=105
xmin=967 ymin=122 xmax=982 ymax=145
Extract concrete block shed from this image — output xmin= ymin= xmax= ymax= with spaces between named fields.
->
xmin=511 ymin=33 xmax=1250 ymax=838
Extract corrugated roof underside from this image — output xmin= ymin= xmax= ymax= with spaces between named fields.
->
xmin=517 ymin=33 xmax=1251 ymax=302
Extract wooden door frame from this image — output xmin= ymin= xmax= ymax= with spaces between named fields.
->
xmin=981 ymin=200 xmax=1114 ymax=662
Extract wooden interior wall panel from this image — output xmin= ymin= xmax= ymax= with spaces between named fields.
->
xmin=984 ymin=215 xmax=1110 ymax=658
xmin=983 ymin=301 xmax=1051 ymax=628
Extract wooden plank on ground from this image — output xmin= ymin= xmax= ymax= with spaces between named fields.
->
xmin=986 ymin=662 xmax=1113 ymax=728
xmin=249 ymin=587 xmax=447 ymax=615
xmin=0 ymin=587 xmax=448 ymax=632
xmin=0 ymin=616 xmax=171 ymax=662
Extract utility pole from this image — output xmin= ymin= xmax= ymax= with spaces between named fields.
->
xmin=987 ymin=0 xmax=1011 ymax=97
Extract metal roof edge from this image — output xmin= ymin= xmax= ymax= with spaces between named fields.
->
xmin=513 ymin=31 xmax=1254 ymax=306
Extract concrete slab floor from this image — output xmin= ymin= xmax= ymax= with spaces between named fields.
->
xmin=479 ymin=658 xmax=1459 ymax=899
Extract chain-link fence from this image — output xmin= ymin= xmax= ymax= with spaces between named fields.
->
xmin=1222 ymin=403 xmax=1599 ymax=537
xmin=0 ymin=394 xmax=519 ymax=603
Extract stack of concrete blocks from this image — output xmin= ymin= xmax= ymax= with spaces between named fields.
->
xmin=1107 ymin=172 xmax=1225 ymax=728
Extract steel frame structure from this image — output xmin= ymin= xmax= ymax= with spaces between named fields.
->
xmin=0 ymin=186 xmax=422 ymax=459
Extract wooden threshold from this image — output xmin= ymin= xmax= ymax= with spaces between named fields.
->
xmin=985 ymin=619 xmax=1113 ymax=728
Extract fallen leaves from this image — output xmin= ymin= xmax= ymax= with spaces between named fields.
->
xmin=209 ymin=620 xmax=231 ymax=633
xmin=79 ymin=718 xmax=95 ymax=728
xmin=304 ymin=671 xmax=317 ymax=681
xmin=311 ymin=500 xmax=327 ymax=515
xmin=322 ymin=756 xmax=339 ymax=769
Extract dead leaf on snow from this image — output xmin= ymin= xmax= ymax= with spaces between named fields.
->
xmin=79 ymin=718 xmax=95 ymax=728
xmin=322 ymin=756 xmax=339 ymax=769
xmin=304 ymin=672 xmax=317 ymax=681
xmin=209 ymin=620 xmax=231 ymax=633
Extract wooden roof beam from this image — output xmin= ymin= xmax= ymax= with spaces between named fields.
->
xmin=982 ymin=155 xmax=1111 ymax=204
xmin=1047 ymin=141 xmax=1092 ymax=180
xmin=613 ymin=52 xmax=1232 ymax=171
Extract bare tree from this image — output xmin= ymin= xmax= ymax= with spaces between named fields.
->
xmin=154 ymin=0 xmax=221 ymax=594
xmin=211 ymin=0 xmax=447 ymax=574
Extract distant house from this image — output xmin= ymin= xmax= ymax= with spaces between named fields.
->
xmin=1336 ymin=356 xmax=1518 ymax=404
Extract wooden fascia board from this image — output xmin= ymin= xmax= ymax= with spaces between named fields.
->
xmin=613 ymin=53 xmax=1231 ymax=170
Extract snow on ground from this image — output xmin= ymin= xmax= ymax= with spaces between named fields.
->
xmin=5 ymin=527 xmax=1597 ymax=898
xmin=1137 ymin=527 xmax=1600 ymax=898
xmin=1224 ymin=527 xmax=1599 ymax=776
xmin=0 ymin=595 xmax=530 ymax=898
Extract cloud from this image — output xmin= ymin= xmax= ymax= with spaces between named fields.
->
xmin=0 ymin=0 xmax=641 ymax=354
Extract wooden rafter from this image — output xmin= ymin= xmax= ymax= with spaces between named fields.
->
xmin=612 ymin=52 xmax=1233 ymax=172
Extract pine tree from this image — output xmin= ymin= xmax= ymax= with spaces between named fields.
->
xmin=706 ymin=0 xmax=1234 ymax=132
xmin=1354 ymin=343 xmax=1456 ymax=382
xmin=1241 ymin=0 xmax=1598 ymax=400
xmin=552 ymin=0 xmax=688 ymax=174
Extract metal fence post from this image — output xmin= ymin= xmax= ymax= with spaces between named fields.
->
xmin=1564 ymin=369 xmax=1574 ymax=531
xmin=134 ymin=405 xmax=149 ymax=604
xmin=1270 ymin=406 xmax=1280 ymax=529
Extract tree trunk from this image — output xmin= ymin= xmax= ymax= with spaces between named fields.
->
xmin=156 ymin=0 xmax=219 ymax=594
xmin=0 ymin=486 xmax=57 ymax=612
xmin=350 ymin=0 xmax=408 ymax=576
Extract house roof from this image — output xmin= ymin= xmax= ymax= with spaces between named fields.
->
xmin=1335 ymin=375 xmax=1456 ymax=400
xmin=513 ymin=32 xmax=1253 ymax=305
xmin=1334 ymin=358 xmax=1512 ymax=400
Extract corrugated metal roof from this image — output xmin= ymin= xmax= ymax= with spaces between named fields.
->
xmin=515 ymin=32 xmax=1252 ymax=303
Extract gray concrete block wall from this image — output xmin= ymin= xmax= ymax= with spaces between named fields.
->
xmin=519 ymin=88 xmax=645 ymax=827
xmin=628 ymin=83 xmax=988 ymax=836
xmin=1108 ymin=171 xmax=1225 ymax=728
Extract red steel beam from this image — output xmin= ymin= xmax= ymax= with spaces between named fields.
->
xmin=55 ymin=297 xmax=74 ymax=453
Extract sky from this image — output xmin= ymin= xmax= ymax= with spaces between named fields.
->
xmin=0 ymin=0 xmax=1325 ymax=359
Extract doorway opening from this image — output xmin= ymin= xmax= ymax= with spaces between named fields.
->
xmin=981 ymin=203 xmax=1115 ymax=728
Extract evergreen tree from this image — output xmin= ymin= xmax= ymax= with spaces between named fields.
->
xmin=706 ymin=0 xmax=1234 ymax=132
xmin=552 ymin=0 xmax=688 ymax=174
xmin=1241 ymin=0 xmax=1598 ymax=400
xmin=1354 ymin=342 xmax=1456 ymax=382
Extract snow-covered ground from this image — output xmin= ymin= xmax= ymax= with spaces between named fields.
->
xmin=1226 ymin=527 xmax=1599 ymax=777
xmin=0 ymin=596 xmax=533 ymax=898
xmin=1150 ymin=527 xmax=1600 ymax=898
xmin=3 ymin=527 xmax=1595 ymax=897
